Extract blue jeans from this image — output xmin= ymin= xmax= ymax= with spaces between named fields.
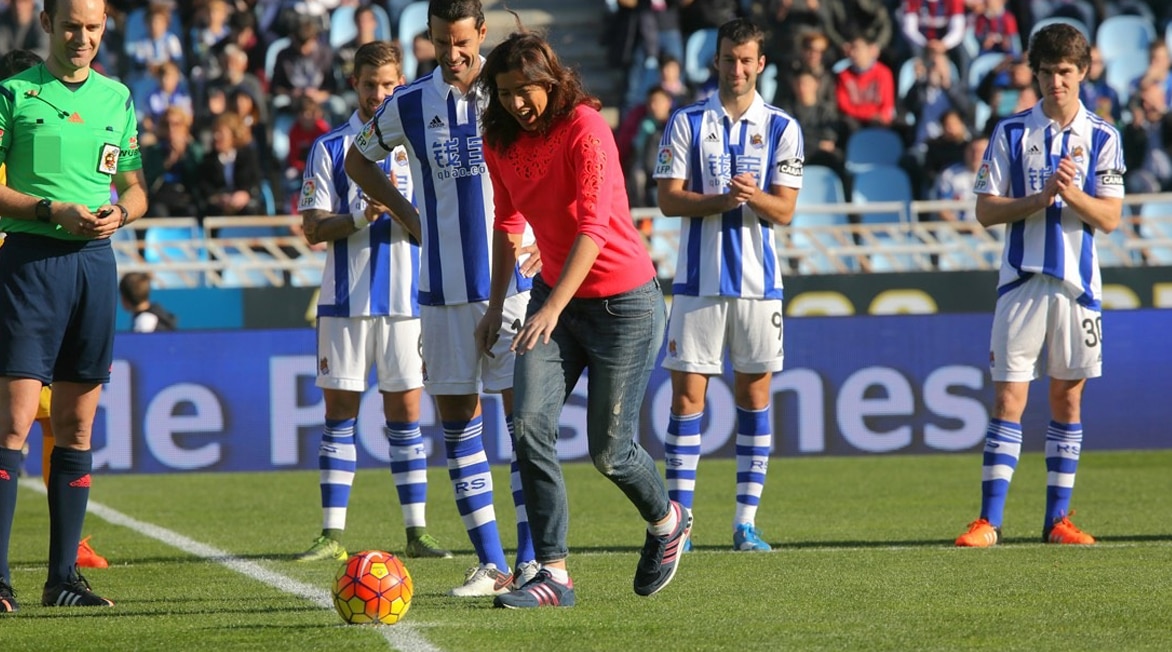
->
xmin=512 ymin=277 xmax=669 ymax=563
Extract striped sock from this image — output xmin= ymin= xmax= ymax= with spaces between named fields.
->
xmin=386 ymin=421 xmax=428 ymax=530
xmin=0 ymin=448 xmax=21 ymax=581
xmin=1045 ymin=421 xmax=1083 ymax=529
xmin=47 ymin=448 xmax=92 ymax=587
xmin=319 ymin=418 xmax=357 ymax=533
xmin=506 ymin=415 xmax=535 ymax=566
xmin=444 ymin=416 xmax=508 ymax=570
xmin=979 ymin=419 xmax=1023 ymax=528
xmin=734 ymin=407 xmax=771 ymax=527
xmin=665 ymin=412 xmax=702 ymax=510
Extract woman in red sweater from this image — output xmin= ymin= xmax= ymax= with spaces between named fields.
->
xmin=474 ymin=29 xmax=690 ymax=609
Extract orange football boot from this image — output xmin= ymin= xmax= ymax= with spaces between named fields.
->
xmin=76 ymin=536 xmax=109 ymax=569
xmin=1045 ymin=514 xmax=1095 ymax=545
xmin=955 ymin=518 xmax=1001 ymax=547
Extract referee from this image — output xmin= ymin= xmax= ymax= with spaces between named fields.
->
xmin=0 ymin=0 xmax=146 ymax=612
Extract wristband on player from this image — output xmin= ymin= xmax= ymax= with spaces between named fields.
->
xmin=352 ymin=210 xmax=369 ymax=230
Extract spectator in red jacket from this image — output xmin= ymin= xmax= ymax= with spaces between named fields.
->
xmin=835 ymin=34 xmax=895 ymax=130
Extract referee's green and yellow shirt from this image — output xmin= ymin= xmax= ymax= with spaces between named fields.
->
xmin=0 ymin=63 xmax=141 ymax=241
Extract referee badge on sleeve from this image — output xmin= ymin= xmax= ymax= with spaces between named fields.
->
xmin=97 ymin=143 xmax=120 ymax=175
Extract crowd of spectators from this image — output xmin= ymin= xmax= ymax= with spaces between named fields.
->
xmin=3 ymin=0 xmax=1172 ymax=225
xmin=0 ymin=0 xmax=432 ymax=221
xmin=607 ymin=0 xmax=1172 ymax=216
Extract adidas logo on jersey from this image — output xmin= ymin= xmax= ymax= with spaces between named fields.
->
xmin=1027 ymin=144 xmax=1042 ymax=154
xmin=704 ymin=132 xmax=720 ymax=142
xmin=429 ymin=115 xmax=445 ymax=129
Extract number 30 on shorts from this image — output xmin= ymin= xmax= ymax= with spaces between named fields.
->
xmin=1082 ymin=316 xmax=1102 ymax=348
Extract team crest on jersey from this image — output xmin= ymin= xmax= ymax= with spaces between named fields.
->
xmin=655 ymin=147 xmax=673 ymax=176
xmin=319 ymin=356 xmax=330 ymax=375
xmin=395 ymin=149 xmax=408 ymax=165
xmin=974 ymin=162 xmax=991 ymax=192
xmin=355 ymin=121 xmax=377 ymax=149
xmin=750 ymin=133 xmax=764 ymax=148
xmin=299 ymin=179 xmax=316 ymax=208
xmin=96 ymin=143 xmax=120 ymax=175
xmin=128 ymin=135 xmax=138 ymax=151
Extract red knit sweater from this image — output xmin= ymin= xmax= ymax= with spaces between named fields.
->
xmin=485 ymin=104 xmax=655 ymax=298
xmin=836 ymin=63 xmax=896 ymax=125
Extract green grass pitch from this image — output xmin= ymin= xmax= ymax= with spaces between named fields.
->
xmin=5 ymin=451 xmax=1172 ymax=651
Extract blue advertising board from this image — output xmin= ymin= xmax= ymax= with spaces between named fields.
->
xmin=61 ymin=310 xmax=1170 ymax=475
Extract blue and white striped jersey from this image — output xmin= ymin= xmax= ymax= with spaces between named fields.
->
xmin=352 ymin=68 xmax=533 ymax=307
xmin=974 ymin=102 xmax=1125 ymax=309
xmin=653 ymin=92 xmax=804 ymax=299
xmin=301 ymin=112 xmax=419 ymax=319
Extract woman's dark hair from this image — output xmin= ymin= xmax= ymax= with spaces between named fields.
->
xmin=478 ymin=28 xmax=600 ymax=151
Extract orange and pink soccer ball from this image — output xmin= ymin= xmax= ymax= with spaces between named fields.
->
xmin=332 ymin=550 xmax=413 ymax=625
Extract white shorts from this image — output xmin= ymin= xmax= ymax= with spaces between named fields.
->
xmin=420 ymin=292 xmax=529 ymax=395
xmin=990 ymin=274 xmax=1103 ymax=383
xmin=316 ymin=315 xmax=423 ymax=393
xmin=662 ymin=295 xmax=784 ymax=375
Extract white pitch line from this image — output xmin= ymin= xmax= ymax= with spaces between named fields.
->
xmin=19 ymin=480 xmax=441 ymax=652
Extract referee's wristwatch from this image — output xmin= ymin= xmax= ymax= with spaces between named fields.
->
xmin=35 ymin=198 xmax=52 ymax=223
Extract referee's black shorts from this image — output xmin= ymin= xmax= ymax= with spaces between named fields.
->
xmin=0 ymin=233 xmax=117 ymax=384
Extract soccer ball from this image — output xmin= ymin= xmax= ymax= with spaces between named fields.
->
xmin=332 ymin=550 xmax=413 ymax=625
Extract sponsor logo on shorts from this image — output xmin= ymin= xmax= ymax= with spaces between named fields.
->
xmin=319 ymin=356 xmax=330 ymax=375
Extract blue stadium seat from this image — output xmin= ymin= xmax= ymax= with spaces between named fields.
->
xmin=684 ymin=28 xmax=718 ymax=86
xmin=792 ymin=166 xmax=851 ymax=272
xmin=264 ymin=36 xmax=291 ymax=83
xmin=1105 ymin=50 xmax=1148 ymax=105
xmin=398 ymin=1 xmax=430 ymax=82
xmin=144 ymin=225 xmax=206 ymax=287
xmin=1096 ymin=15 xmax=1156 ymax=60
xmin=330 ymin=4 xmax=392 ymax=49
xmin=291 ymin=251 xmax=327 ymax=287
xmin=329 ymin=5 xmax=357 ymax=48
xmin=758 ymin=63 xmax=778 ymax=104
xmin=1138 ymin=201 xmax=1172 ymax=264
xmin=898 ymin=57 xmax=959 ymax=98
xmin=845 ymin=128 xmax=904 ymax=175
xmin=219 ymin=252 xmax=279 ymax=288
xmin=968 ymin=52 xmax=1009 ymax=92
xmin=1030 ymin=16 xmax=1091 ymax=42
xmin=851 ymin=165 xmax=912 ymax=224
xmin=270 ymin=111 xmax=296 ymax=166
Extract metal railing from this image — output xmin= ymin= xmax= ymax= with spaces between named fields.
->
xmin=6 ymin=195 xmax=1166 ymax=288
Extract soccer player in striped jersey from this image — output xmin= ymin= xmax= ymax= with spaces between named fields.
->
xmin=955 ymin=23 xmax=1123 ymax=548
xmin=345 ymin=0 xmax=539 ymax=597
xmin=653 ymin=18 xmax=803 ymax=552
xmin=293 ymin=42 xmax=453 ymax=563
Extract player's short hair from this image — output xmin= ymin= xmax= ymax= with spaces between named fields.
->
xmin=717 ymin=18 xmax=766 ymax=59
xmin=0 ymin=49 xmax=42 ymax=80
xmin=428 ymin=0 xmax=484 ymax=30
xmin=353 ymin=41 xmax=402 ymax=80
xmin=119 ymin=272 xmax=152 ymax=305
xmin=1028 ymin=23 xmax=1091 ymax=73
xmin=43 ymin=0 xmax=108 ymax=19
